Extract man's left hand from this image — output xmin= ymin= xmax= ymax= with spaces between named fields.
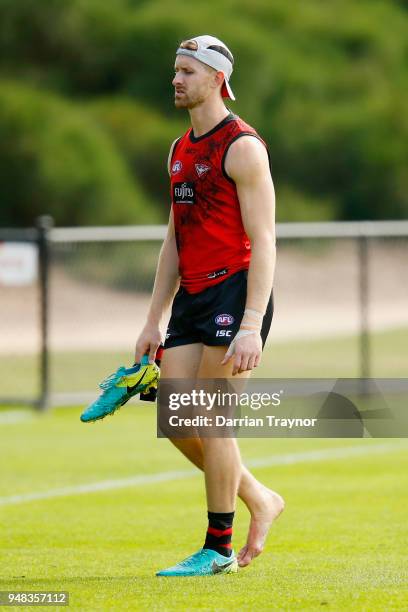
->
xmin=221 ymin=330 xmax=262 ymax=375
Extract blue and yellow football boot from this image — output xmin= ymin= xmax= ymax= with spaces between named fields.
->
xmin=80 ymin=355 xmax=160 ymax=423
xmin=156 ymin=549 xmax=238 ymax=577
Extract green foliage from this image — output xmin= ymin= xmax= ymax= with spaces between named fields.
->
xmin=88 ymin=98 xmax=184 ymax=217
xmin=276 ymin=185 xmax=337 ymax=223
xmin=0 ymin=81 xmax=155 ymax=226
xmin=0 ymin=0 xmax=407 ymax=225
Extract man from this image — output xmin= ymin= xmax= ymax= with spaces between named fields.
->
xmin=135 ymin=35 xmax=284 ymax=576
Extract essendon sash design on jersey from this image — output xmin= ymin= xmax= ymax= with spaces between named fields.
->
xmin=170 ymin=112 xmax=268 ymax=294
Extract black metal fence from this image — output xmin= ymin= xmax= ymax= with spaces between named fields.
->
xmin=1 ymin=218 xmax=407 ymax=409
xmin=0 ymin=216 xmax=52 ymax=408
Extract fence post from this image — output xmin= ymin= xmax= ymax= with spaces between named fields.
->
xmin=37 ymin=215 xmax=54 ymax=410
xmin=358 ymin=234 xmax=370 ymax=379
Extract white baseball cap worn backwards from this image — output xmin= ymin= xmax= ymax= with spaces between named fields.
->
xmin=176 ymin=35 xmax=236 ymax=101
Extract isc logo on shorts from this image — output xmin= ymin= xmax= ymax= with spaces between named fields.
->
xmin=173 ymin=182 xmax=195 ymax=205
xmin=216 ymin=329 xmax=232 ymax=337
xmin=215 ymin=314 xmax=234 ymax=326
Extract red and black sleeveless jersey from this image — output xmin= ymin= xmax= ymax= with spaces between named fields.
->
xmin=170 ymin=112 xmax=267 ymax=294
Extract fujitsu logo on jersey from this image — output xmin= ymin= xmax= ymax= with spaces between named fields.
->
xmin=175 ymin=183 xmax=193 ymax=198
xmin=173 ymin=182 xmax=195 ymax=204
xmin=195 ymin=163 xmax=211 ymax=177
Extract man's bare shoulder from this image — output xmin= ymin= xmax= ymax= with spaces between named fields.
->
xmin=225 ymin=135 xmax=270 ymax=183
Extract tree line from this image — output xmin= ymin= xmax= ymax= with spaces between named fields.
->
xmin=1 ymin=0 xmax=407 ymax=226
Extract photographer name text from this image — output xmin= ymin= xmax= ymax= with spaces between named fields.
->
xmin=168 ymin=415 xmax=317 ymax=429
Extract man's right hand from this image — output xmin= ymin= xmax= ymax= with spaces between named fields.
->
xmin=135 ymin=322 xmax=162 ymax=364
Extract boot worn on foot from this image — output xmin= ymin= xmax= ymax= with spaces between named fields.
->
xmin=156 ymin=548 xmax=238 ymax=576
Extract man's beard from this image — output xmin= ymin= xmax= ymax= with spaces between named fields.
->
xmin=174 ymin=91 xmax=206 ymax=109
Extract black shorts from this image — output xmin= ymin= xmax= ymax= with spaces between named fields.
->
xmin=164 ymin=270 xmax=273 ymax=350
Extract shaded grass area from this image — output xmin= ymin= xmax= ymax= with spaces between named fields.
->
xmin=0 ymin=407 xmax=407 ymax=610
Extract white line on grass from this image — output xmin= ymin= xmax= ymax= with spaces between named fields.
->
xmin=0 ymin=411 xmax=33 ymax=425
xmin=0 ymin=442 xmax=406 ymax=507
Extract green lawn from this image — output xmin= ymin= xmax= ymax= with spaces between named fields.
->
xmin=1 ymin=327 xmax=407 ymax=401
xmin=1 ymin=406 xmax=407 ymax=610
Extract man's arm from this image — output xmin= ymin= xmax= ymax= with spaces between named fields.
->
xmin=221 ymin=136 xmax=276 ymax=374
xmin=135 ymin=208 xmax=180 ymax=363
xmin=134 ymin=140 xmax=181 ymax=363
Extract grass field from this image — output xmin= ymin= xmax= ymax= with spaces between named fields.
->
xmin=1 ymin=404 xmax=407 ymax=610
xmin=1 ymin=327 xmax=408 ymax=399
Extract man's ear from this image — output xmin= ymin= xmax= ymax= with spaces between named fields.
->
xmin=213 ymin=70 xmax=225 ymax=90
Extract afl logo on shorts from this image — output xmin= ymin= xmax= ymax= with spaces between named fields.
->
xmin=215 ymin=314 xmax=234 ymax=326
xmin=172 ymin=160 xmax=182 ymax=175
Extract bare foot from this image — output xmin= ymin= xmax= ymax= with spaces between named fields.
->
xmin=237 ymin=487 xmax=285 ymax=568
